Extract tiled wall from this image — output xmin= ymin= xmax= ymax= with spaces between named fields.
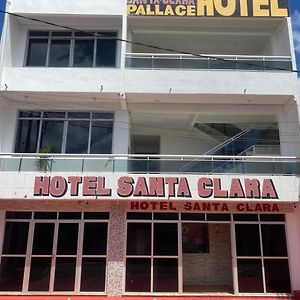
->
xmin=183 ymin=224 xmax=232 ymax=291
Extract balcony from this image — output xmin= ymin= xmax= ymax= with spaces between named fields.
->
xmin=0 ymin=153 xmax=299 ymax=175
xmin=125 ymin=53 xmax=292 ymax=72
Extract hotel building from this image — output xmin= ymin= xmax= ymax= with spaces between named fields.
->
xmin=0 ymin=0 xmax=299 ymax=298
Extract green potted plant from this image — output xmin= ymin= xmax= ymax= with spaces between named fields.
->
xmin=35 ymin=144 xmax=53 ymax=172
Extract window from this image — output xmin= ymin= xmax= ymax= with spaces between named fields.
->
xmin=25 ymin=31 xmax=117 ymax=68
xmin=126 ymin=213 xmax=179 ymax=293
xmin=235 ymin=214 xmax=290 ymax=293
xmin=0 ymin=211 xmax=109 ymax=293
xmin=125 ymin=213 xmax=290 ymax=295
xmin=15 ymin=111 xmax=114 ymax=154
xmin=182 ymin=223 xmax=208 ymax=253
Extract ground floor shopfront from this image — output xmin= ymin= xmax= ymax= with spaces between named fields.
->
xmin=0 ymin=200 xmax=298 ymax=298
xmin=0 ymin=173 xmax=298 ymax=298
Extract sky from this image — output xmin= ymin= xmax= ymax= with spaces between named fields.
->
xmin=0 ymin=0 xmax=5 ymax=32
xmin=290 ymin=0 xmax=300 ymax=75
xmin=0 ymin=0 xmax=299 ymax=72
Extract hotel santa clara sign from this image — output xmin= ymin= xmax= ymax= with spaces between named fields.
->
xmin=127 ymin=0 xmax=289 ymax=17
xmin=0 ymin=173 xmax=298 ymax=213
xmin=30 ymin=174 xmax=299 ymax=212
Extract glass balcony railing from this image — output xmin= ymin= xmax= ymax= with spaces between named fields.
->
xmin=125 ymin=53 xmax=292 ymax=72
xmin=0 ymin=154 xmax=299 ymax=175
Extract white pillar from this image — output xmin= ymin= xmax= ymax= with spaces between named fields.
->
xmin=285 ymin=205 xmax=300 ymax=292
xmin=113 ymin=110 xmax=130 ymax=154
xmin=278 ymin=100 xmax=300 ymax=156
xmin=0 ymin=101 xmax=17 ymax=153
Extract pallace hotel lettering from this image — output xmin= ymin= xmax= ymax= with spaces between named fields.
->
xmin=127 ymin=0 xmax=289 ymax=17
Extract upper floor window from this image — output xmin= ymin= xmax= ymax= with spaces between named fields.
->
xmin=15 ymin=111 xmax=114 ymax=154
xmin=26 ymin=31 xmax=117 ymax=68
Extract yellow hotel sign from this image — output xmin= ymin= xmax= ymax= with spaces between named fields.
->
xmin=127 ymin=0 xmax=289 ymax=17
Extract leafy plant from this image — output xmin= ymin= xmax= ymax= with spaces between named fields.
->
xmin=35 ymin=144 xmax=53 ymax=172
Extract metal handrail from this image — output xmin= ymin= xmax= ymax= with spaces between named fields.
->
xmin=238 ymin=144 xmax=281 ymax=156
xmin=0 ymin=153 xmax=298 ymax=174
xmin=125 ymin=53 xmax=292 ymax=71
xmin=204 ymin=128 xmax=252 ymax=156
xmin=0 ymin=153 xmax=298 ymax=161
xmin=125 ymin=53 xmax=292 ymax=60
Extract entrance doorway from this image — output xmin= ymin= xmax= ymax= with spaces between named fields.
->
xmin=125 ymin=212 xmax=291 ymax=295
xmin=125 ymin=212 xmax=233 ymax=293
xmin=130 ymin=135 xmax=160 ymax=173
xmin=182 ymin=223 xmax=232 ymax=293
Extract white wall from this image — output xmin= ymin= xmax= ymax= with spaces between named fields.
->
xmin=1 ymin=16 xmax=27 ymax=68
xmin=132 ymin=125 xmax=219 ymax=156
xmin=160 ymin=130 xmax=218 ymax=155
xmin=279 ymin=101 xmax=300 ymax=156
xmin=271 ymin=20 xmax=292 ymax=56
xmin=113 ymin=110 xmax=129 ymax=154
xmin=0 ymin=102 xmax=18 ymax=152
xmin=2 ymin=68 xmax=300 ymax=97
xmin=286 ymin=205 xmax=300 ymax=292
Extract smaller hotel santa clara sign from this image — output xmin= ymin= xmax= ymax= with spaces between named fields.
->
xmin=127 ymin=0 xmax=289 ymax=17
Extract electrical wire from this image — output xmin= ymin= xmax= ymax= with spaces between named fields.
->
xmin=0 ymin=9 xmax=299 ymax=73
xmin=1 ymin=95 xmax=300 ymax=138
xmin=0 ymin=10 xmax=299 ymax=145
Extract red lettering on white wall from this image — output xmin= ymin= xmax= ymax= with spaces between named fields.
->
xmin=34 ymin=176 xmax=50 ymax=196
xmin=117 ymin=176 xmax=134 ymax=197
xmin=50 ymin=176 xmax=67 ymax=198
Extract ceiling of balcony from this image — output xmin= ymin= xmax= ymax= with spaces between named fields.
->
xmin=131 ymin=32 xmax=271 ymax=56
xmin=130 ymin=111 xmax=278 ymax=132
xmin=128 ymin=16 xmax=284 ymax=31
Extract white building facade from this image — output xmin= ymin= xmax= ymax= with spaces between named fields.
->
xmin=0 ymin=0 xmax=300 ymax=298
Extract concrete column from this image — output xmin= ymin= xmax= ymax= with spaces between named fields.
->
xmin=106 ymin=202 xmax=126 ymax=296
xmin=113 ymin=110 xmax=130 ymax=154
xmin=285 ymin=205 xmax=300 ymax=292
xmin=120 ymin=13 xmax=127 ymax=69
xmin=278 ymin=100 xmax=300 ymax=156
xmin=0 ymin=102 xmax=17 ymax=153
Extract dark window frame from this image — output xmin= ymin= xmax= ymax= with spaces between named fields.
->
xmin=14 ymin=111 xmax=114 ymax=154
xmin=0 ymin=211 xmax=109 ymax=293
xmin=25 ymin=30 xmax=118 ymax=68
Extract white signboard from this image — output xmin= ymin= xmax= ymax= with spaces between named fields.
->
xmin=0 ymin=173 xmax=298 ymax=202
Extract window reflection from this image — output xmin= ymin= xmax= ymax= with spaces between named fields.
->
xmin=127 ymin=223 xmax=151 ymax=255
xmin=261 ymin=225 xmax=287 ymax=256
xmin=81 ymin=258 xmax=106 ymax=292
xmin=264 ymin=259 xmax=291 ymax=293
xmin=66 ymin=121 xmax=89 ymax=154
xmin=0 ymin=257 xmax=25 ymax=291
xmin=54 ymin=258 xmax=76 ymax=291
xmin=153 ymin=259 xmax=178 ymax=292
xmin=15 ymin=111 xmax=114 ymax=154
xmin=49 ymin=40 xmax=71 ymax=67
xmin=28 ymin=258 xmax=51 ymax=291
xmin=182 ymin=223 xmax=208 ymax=253
xmin=26 ymin=39 xmax=48 ymax=66
xmin=26 ymin=31 xmax=117 ymax=68
xmin=235 ymin=224 xmax=261 ymax=256
xmin=96 ymin=39 xmax=116 ymax=67
xmin=74 ymin=40 xmax=94 ymax=67
xmin=90 ymin=121 xmax=113 ymax=154
xmin=237 ymin=259 xmax=264 ymax=293
xmin=126 ymin=258 xmax=151 ymax=292
xmin=15 ymin=119 xmax=40 ymax=153
xmin=154 ymin=223 xmax=178 ymax=256
xmin=40 ymin=120 xmax=64 ymax=153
